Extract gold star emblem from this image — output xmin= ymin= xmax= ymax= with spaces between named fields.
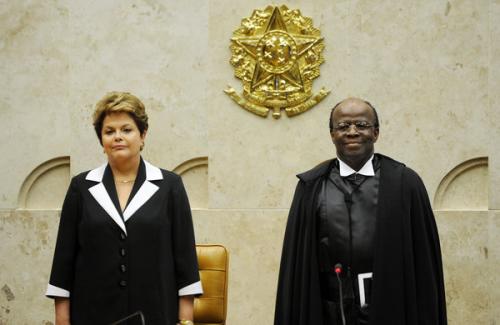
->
xmin=225 ymin=5 xmax=330 ymax=119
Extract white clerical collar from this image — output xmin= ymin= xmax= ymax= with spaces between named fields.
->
xmin=338 ymin=155 xmax=375 ymax=177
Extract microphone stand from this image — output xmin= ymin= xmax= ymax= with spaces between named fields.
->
xmin=328 ymin=170 xmax=367 ymax=325
xmin=335 ymin=264 xmax=347 ymax=325
xmin=341 ymin=179 xmax=364 ymax=325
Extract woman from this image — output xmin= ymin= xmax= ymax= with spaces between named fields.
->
xmin=46 ymin=92 xmax=202 ymax=325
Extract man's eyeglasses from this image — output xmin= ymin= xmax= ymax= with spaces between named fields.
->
xmin=331 ymin=121 xmax=375 ymax=132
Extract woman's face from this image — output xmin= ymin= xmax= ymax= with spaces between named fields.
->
xmin=101 ymin=112 xmax=146 ymax=164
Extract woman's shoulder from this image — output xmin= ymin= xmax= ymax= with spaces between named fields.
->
xmin=152 ymin=169 xmax=186 ymax=194
xmin=142 ymin=160 xmax=181 ymax=183
xmin=158 ymin=168 xmax=182 ymax=182
xmin=65 ymin=162 xmax=107 ymax=188
xmin=61 ymin=170 xmax=94 ymax=195
xmin=72 ymin=170 xmax=91 ymax=182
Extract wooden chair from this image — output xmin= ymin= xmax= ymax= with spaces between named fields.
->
xmin=194 ymin=244 xmax=229 ymax=325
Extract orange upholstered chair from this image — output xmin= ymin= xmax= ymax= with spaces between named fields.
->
xmin=194 ymin=244 xmax=229 ymax=325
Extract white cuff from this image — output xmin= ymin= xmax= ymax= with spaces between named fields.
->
xmin=46 ymin=284 xmax=70 ymax=298
xmin=178 ymin=281 xmax=203 ymax=296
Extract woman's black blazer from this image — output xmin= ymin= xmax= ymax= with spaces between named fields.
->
xmin=46 ymin=158 xmax=202 ymax=325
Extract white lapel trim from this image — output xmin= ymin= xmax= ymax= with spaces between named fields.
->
xmin=123 ymin=160 xmax=163 ymax=222
xmin=85 ymin=161 xmax=162 ymax=183
xmin=88 ymin=183 xmax=127 ymax=234
xmin=85 ymin=160 xmax=163 ymax=231
xmin=123 ymin=181 xmax=159 ymax=222
xmin=144 ymin=160 xmax=163 ymax=181
xmin=86 ymin=163 xmax=107 ymax=182
xmin=86 ymin=163 xmax=125 ymax=234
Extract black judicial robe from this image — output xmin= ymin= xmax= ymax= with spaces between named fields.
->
xmin=48 ymin=159 xmax=200 ymax=325
xmin=274 ymin=154 xmax=447 ymax=325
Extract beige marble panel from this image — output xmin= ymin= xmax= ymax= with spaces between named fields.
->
xmin=435 ymin=210 xmax=492 ymax=325
xmin=173 ymin=157 xmax=209 ymax=209
xmin=489 ymin=0 xmax=500 ymax=210
xmin=24 ymin=164 xmax=70 ymax=210
xmin=181 ymin=165 xmax=209 ymax=209
xmin=489 ymin=210 xmax=500 ymax=323
xmin=17 ymin=157 xmax=70 ymax=209
xmin=434 ymin=158 xmax=488 ymax=210
xmin=0 ymin=1 xmax=72 ymax=209
xmin=64 ymin=0 xmax=209 ymax=175
xmin=0 ymin=210 xmax=58 ymax=324
xmin=356 ymin=0 xmax=490 ymax=201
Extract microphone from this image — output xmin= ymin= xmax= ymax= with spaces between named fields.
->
xmin=334 ymin=263 xmax=346 ymax=325
xmin=334 ymin=263 xmax=342 ymax=275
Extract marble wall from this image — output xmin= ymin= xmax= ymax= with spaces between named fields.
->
xmin=0 ymin=0 xmax=498 ymax=324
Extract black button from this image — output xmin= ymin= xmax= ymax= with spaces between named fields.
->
xmin=120 ymin=232 xmax=126 ymax=240
xmin=119 ymin=280 xmax=127 ymax=287
xmin=120 ymin=248 xmax=126 ymax=256
xmin=120 ymin=264 xmax=127 ymax=273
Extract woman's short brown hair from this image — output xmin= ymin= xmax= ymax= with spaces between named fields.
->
xmin=93 ymin=92 xmax=149 ymax=144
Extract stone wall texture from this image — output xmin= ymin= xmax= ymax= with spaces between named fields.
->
xmin=0 ymin=0 xmax=498 ymax=324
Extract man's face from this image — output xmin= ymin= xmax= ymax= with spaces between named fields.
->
xmin=330 ymin=99 xmax=379 ymax=167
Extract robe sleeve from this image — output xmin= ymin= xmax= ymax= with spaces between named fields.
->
xmin=46 ymin=177 xmax=80 ymax=298
xmin=170 ymin=175 xmax=203 ymax=296
xmin=274 ymin=181 xmax=304 ymax=325
xmin=274 ymin=180 xmax=323 ymax=325
xmin=406 ymin=169 xmax=447 ymax=324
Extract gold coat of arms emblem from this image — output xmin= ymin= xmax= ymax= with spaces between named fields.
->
xmin=225 ymin=5 xmax=330 ymax=119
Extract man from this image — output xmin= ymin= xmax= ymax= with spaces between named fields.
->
xmin=274 ymin=98 xmax=447 ymax=325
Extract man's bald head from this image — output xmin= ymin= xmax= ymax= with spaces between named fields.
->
xmin=329 ymin=98 xmax=380 ymax=132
